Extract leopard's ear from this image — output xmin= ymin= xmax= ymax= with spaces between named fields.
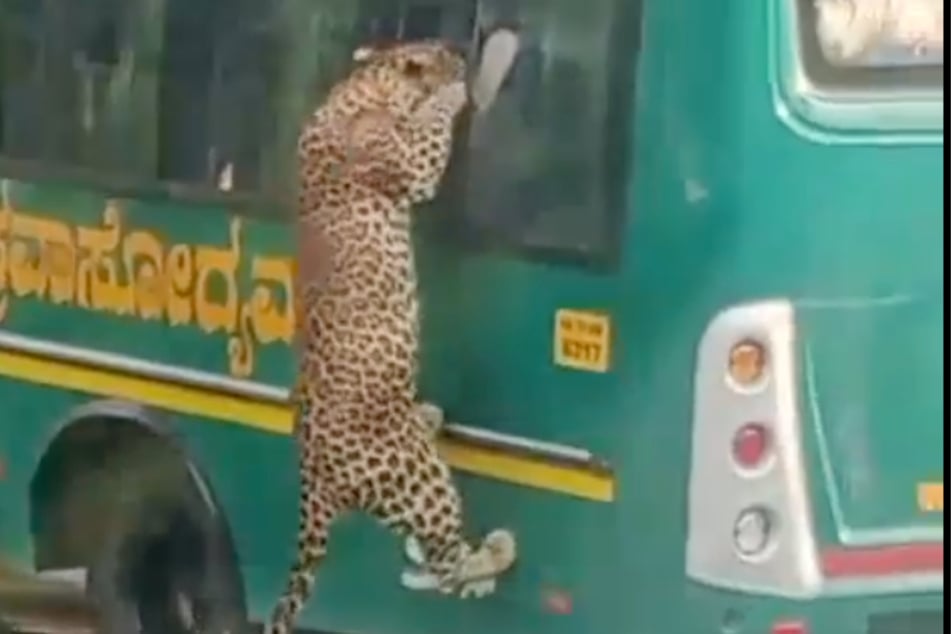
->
xmin=352 ymin=46 xmax=376 ymax=63
xmin=353 ymin=39 xmax=401 ymax=63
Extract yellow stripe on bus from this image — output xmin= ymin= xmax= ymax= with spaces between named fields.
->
xmin=0 ymin=349 xmax=291 ymax=434
xmin=0 ymin=349 xmax=615 ymax=502
xmin=440 ymin=443 xmax=614 ymax=502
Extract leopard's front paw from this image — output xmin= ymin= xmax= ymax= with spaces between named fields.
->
xmin=458 ymin=577 xmax=497 ymax=599
xmin=404 ymin=534 xmax=426 ymax=566
xmin=453 ymin=529 xmax=517 ymax=582
xmin=400 ymin=567 xmax=441 ymax=592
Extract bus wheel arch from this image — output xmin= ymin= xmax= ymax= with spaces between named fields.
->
xmin=28 ymin=399 xmax=248 ymax=634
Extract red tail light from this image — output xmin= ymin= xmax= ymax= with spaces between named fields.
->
xmin=732 ymin=422 xmax=771 ymax=470
xmin=542 ymin=588 xmax=573 ymax=615
xmin=821 ymin=543 xmax=945 ymax=578
xmin=772 ymin=620 xmax=808 ymax=634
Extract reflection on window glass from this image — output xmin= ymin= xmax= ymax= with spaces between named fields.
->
xmin=796 ymin=0 xmax=943 ymax=89
xmin=0 ymin=0 xmax=367 ymax=204
xmin=0 ymin=0 xmax=638 ymax=255
xmin=356 ymin=0 xmax=476 ymax=47
xmin=445 ymin=0 xmax=639 ymax=268
xmin=0 ymin=0 xmax=158 ymax=178
xmin=812 ymin=0 xmax=943 ymax=67
xmin=158 ymin=0 xmax=284 ymax=194
xmin=352 ymin=0 xmax=639 ymax=267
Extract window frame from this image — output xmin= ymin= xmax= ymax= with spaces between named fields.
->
xmin=794 ymin=0 xmax=943 ymax=92
xmin=0 ymin=0 xmax=292 ymax=219
xmin=0 ymin=155 xmax=281 ymax=217
xmin=769 ymin=0 xmax=944 ymax=144
xmin=439 ymin=0 xmax=642 ymax=273
xmin=2 ymin=0 xmax=644 ymax=255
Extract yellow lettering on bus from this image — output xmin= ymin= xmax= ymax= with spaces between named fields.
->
xmin=0 ymin=198 xmax=296 ymax=379
xmin=553 ymin=309 xmax=612 ymax=373
xmin=917 ymin=482 xmax=944 ymax=513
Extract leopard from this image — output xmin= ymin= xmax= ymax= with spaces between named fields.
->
xmin=264 ymin=39 xmax=517 ymax=634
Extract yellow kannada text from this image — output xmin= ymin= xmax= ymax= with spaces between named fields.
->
xmin=0 ymin=200 xmax=295 ymax=378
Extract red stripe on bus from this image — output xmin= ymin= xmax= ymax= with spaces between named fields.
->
xmin=820 ymin=542 xmax=944 ymax=578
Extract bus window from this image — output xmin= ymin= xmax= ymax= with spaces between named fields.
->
xmin=157 ymin=0 xmax=378 ymax=203
xmin=446 ymin=0 xmax=639 ymax=269
xmin=3 ymin=0 xmax=639 ymax=241
xmin=796 ymin=0 xmax=944 ymax=90
xmin=0 ymin=0 xmax=308 ymax=204
xmin=355 ymin=0 xmax=477 ymax=43
xmin=349 ymin=0 xmax=640 ymax=269
xmin=0 ymin=3 xmax=5 ymax=153
xmin=156 ymin=0 xmax=223 ymax=187
xmin=0 ymin=0 xmax=158 ymax=179
xmin=157 ymin=0 xmax=287 ymax=196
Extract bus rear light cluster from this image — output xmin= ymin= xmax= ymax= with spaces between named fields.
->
xmin=688 ymin=301 xmax=823 ymax=598
xmin=726 ymin=338 xmax=779 ymax=560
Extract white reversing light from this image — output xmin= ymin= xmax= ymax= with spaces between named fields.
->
xmin=734 ymin=506 xmax=776 ymax=559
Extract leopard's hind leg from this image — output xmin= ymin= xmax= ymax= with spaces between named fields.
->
xmin=369 ymin=440 xmax=516 ymax=599
xmin=265 ymin=483 xmax=340 ymax=634
xmin=265 ymin=389 xmax=343 ymax=634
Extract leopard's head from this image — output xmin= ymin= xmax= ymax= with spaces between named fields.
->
xmin=299 ymin=39 xmax=471 ymax=207
xmin=347 ymin=39 xmax=468 ymax=116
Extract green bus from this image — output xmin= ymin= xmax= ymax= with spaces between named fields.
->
xmin=0 ymin=1 xmax=944 ymax=633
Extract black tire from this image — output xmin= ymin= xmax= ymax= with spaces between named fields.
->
xmin=86 ymin=480 xmax=248 ymax=634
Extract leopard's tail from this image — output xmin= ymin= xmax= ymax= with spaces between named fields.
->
xmin=264 ymin=489 xmax=337 ymax=634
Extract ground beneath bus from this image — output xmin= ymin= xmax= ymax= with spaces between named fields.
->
xmin=0 ymin=563 xmax=98 ymax=634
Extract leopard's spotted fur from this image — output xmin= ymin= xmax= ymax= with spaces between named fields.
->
xmin=265 ymin=40 xmax=515 ymax=634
